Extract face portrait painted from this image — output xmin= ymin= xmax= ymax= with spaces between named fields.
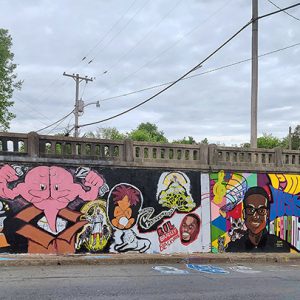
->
xmin=226 ymin=186 xmax=297 ymax=253
xmin=180 ymin=213 xmax=200 ymax=245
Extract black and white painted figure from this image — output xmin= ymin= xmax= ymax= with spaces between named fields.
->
xmin=114 ymin=229 xmax=151 ymax=253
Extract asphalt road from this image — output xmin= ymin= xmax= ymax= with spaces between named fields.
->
xmin=0 ymin=262 xmax=299 ymax=300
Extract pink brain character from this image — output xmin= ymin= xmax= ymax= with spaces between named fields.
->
xmin=0 ymin=165 xmax=105 ymax=232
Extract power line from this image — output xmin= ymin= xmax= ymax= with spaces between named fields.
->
xmin=36 ymin=109 xmax=74 ymax=133
xmin=92 ymin=41 xmax=300 ymax=103
xmin=267 ymin=0 xmax=300 ymax=21
xmin=24 ymin=1 xmax=139 ymax=110
xmin=80 ymin=0 xmax=138 ymax=62
xmin=14 ymin=95 xmax=53 ymax=123
xmin=91 ymin=0 xmax=233 ymax=99
xmin=102 ymin=0 xmax=183 ymax=74
xmin=46 ymin=114 xmax=74 ymax=135
xmin=86 ymin=0 xmax=149 ymax=66
xmin=76 ymin=2 xmax=300 ymax=130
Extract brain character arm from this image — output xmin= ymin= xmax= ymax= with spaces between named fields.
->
xmin=77 ymin=170 xmax=105 ymax=201
xmin=0 ymin=164 xmax=21 ymax=199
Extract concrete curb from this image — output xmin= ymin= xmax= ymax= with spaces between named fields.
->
xmin=0 ymin=253 xmax=300 ymax=267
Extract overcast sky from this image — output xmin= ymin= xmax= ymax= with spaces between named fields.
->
xmin=1 ymin=0 xmax=300 ymax=145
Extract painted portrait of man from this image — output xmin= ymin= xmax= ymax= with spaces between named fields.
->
xmin=226 ymin=186 xmax=294 ymax=252
xmin=180 ymin=213 xmax=200 ymax=245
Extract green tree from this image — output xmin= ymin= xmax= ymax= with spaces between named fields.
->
xmin=290 ymin=125 xmax=300 ymax=150
xmin=84 ymin=127 xmax=126 ymax=140
xmin=0 ymin=29 xmax=22 ymax=130
xmin=256 ymin=133 xmax=282 ymax=149
xmin=200 ymin=138 xmax=209 ymax=144
xmin=128 ymin=122 xmax=168 ymax=143
xmin=281 ymin=125 xmax=300 ymax=150
xmin=173 ymin=136 xmax=197 ymax=144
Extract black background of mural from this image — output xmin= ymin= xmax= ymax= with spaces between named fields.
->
xmin=102 ymin=168 xmax=201 ymax=232
xmin=0 ymin=165 xmax=200 ymax=253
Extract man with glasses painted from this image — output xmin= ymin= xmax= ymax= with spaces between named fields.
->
xmin=226 ymin=186 xmax=292 ymax=252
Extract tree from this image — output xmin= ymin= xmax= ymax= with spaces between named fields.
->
xmin=84 ymin=127 xmax=126 ymax=140
xmin=128 ymin=122 xmax=168 ymax=143
xmin=173 ymin=136 xmax=197 ymax=144
xmin=290 ymin=125 xmax=300 ymax=150
xmin=200 ymin=138 xmax=209 ymax=144
xmin=0 ymin=29 xmax=22 ymax=130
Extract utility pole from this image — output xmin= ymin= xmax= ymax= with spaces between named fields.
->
xmin=289 ymin=126 xmax=292 ymax=150
xmin=250 ymin=0 xmax=258 ymax=148
xmin=63 ymin=72 xmax=93 ymax=137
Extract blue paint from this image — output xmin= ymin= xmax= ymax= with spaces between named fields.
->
xmin=84 ymin=255 xmax=112 ymax=259
xmin=270 ymin=186 xmax=300 ymax=220
xmin=186 ymin=264 xmax=229 ymax=274
xmin=0 ymin=257 xmax=16 ymax=261
xmin=153 ymin=266 xmax=189 ymax=275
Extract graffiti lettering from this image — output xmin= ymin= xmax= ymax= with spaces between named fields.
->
xmin=157 ymin=221 xmax=179 ymax=251
xmin=138 ymin=207 xmax=176 ymax=230
xmin=270 ymin=186 xmax=300 ymax=221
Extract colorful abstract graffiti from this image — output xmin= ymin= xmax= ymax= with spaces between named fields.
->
xmin=0 ymin=164 xmax=206 ymax=254
xmin=210 ymin=171 xmax=300 ymax=253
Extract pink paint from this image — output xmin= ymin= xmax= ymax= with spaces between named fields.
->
xmin=0 ymin=165 xmax=104 ymax=232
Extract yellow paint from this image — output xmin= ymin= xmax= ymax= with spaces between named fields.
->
xmin=213 ymin=170 xmax=226 ymax=204
xmin=269 ymin=174 xmax=300 ymax=195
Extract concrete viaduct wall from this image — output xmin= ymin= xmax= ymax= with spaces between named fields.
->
xmin=0 ymin=132 xmax=299 ymax=254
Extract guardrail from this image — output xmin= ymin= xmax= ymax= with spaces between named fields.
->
xmin=0 ymin=131 xmax=299 ymax=172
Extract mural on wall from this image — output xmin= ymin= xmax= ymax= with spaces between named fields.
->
xmin=0 ymin=164 xmax=106 ymax=254
xmin=179 ymin=213 xmax=201 ymax=246
xmin=138 ymin=171 xmax=196 ymax=230
xmin=76 ymin=200 xmax=112 ymax=252
xmin=107 ymin=183 xmax=151 ymax=253
xmin=210 ymin=171 xmax=300 ymax=253
xmin=0 ymin=201 xmax=9 ymax=249
xmin=0 ymin=164 xmax=208 ymax=254
xmin=157 ymin=220 xmax=179 ymax=252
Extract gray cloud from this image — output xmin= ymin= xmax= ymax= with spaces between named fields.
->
xmin=1 ymin=0 xmax=299 ymax=145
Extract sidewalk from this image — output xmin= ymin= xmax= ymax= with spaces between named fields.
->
xmin=0 ymin=252 xmax=300 ymax=267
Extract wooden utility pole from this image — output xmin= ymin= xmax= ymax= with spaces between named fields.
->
xmin=250 ymin=0 xmax=258 ymax=148
xmin=289 ymin=126 xmax=292 ymax=150
xmin=63 ymin=72 xmax=93 ymax=137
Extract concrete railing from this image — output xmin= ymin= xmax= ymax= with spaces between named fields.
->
xmin=0 ymin=131 xmax=300 ymax=172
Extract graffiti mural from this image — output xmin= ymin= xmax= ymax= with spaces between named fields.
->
xmin=210 ymin=171 xmax=300 ymax=253
xmin=157 ymin=221 xmax=179 ymax=251
xmin=0 ymin=164 xmax=105 ymax=254
xmin=0 ymin=201 xmax=9 ymax=249
xmin=114 ymin=229 xmax=151 ymax=253
xmin=0 ymin=163 xmax=206 ymax=255
xmin=107 ymin=183 xmax=142 ymax=230
xmin=76 ymin=200 xmax=112 ymax=252
xmin=179 ymin=213 xmax=200 ymax=246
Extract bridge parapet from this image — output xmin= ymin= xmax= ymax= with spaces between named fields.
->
xmin=0 ymin=132 xmax=299 ymax=172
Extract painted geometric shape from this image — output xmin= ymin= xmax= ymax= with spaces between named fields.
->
xmin=211 ymin=201 xmax=222 ymax=221
xmin=211 ymin=224 xmax=225 ymax=242
xmin=212 ymin=216 xmax=226 ymax=232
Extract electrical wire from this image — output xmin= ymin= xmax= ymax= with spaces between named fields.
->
xmin=14 ymin=95 xmax=53 ymax=123
xmin=103 ymin=0 xmax=183 ymax=74
xmin=91 ymin=0 xmax=233 ymax=99
xmin=46 ymin=114 xmax=74 ymax=135
xmin=267 ymin=0 xmax=300 ymax=21
xmin=36 ymin=109 xmax=75 ymax=133
xmin=76 ymin=2 xmax=300 ymax=130
xmin=80 ymin=0 xmax=138 ymax=62
xmin=94 ymin=41 xmax=300 ymax=103
xmin=26 ymin=1 xmax=139 ymax=110
xmin=86 ymin=0 xmax=149 ymax=65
